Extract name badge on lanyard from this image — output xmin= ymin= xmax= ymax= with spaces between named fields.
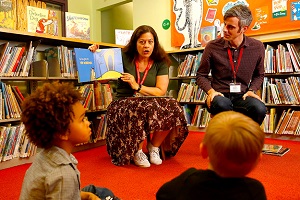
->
xmin=227 ymin=47 xmax=244 ymax=93
xmin=230 ymin=82 xmax=241 ymax=93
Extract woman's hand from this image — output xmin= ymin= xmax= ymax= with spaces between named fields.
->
xmin=88 ymin=44 xmax=99 ymax=53
xmin=120 ymin=73 xmax=139 ymax=90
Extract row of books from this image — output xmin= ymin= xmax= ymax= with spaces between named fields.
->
xmin=0 ymin=80 xmax=114 ymax=122
xmin=262 ymin=108 xmax=300 ymax=135
xmin=182 ymin=104 xmax=210 ymax=128
xmin=0 ymin=82 xmax=24 ymax=120
xmin=261 ymin=77 xmax=300 ymax=105
xmin=177 ymin=52 xmax=202 ymax=77
xmin=0 ymin=41 xmax=36 ymax=77
xmin=0 ymin=124 xmax=37 ymax=162
xmin=76 ymin=113 xmax=108 ymax=147
xmin=76 ymin=82 xmax=113 ymax=111
xmin=264 ymin=43 xmax=300 ymax=73
xmin=45 ymin=46 xmax=77 ymax=78
xmin=90 ymin=113 xmax=107 ymax=142
xmin=177 ymin=80 xmax=208 ymax=103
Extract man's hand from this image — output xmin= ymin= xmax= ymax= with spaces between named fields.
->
xmin=243 ymin=91 xmax=263 ymax=101
xmin=206 ymin=89 xmax=224 ymax=108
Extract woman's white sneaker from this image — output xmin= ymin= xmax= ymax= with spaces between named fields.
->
xmin=148 ymin=143 xmax=162 ymax=165
xmin=134 ymin=150 xmax=150 ymax=167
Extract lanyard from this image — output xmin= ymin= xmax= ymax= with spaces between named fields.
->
xmin=227 ymin=47 xmax=244 ymax=83
xmin=134 ymin=60 xmax=153 ymax=85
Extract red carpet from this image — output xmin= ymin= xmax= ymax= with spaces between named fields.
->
xmin=0 ymin=132 xmax=300 ymax=200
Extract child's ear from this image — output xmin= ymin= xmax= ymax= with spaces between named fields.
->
xmin=199 ymin=143 xmax=208 ymax=159
xmin=57 ymin=134 xmax=69 ymax=141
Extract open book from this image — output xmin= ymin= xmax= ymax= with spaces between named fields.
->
xmin=74 ymin=48 xmax=124 ymax=83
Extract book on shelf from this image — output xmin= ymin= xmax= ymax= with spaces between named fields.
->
xmin=45 ymin=47 xmax=61 ymax=77
xmin=190 ymin=52 xmax=202 ymax=76
xmin=275 ymin=108 xmax=293 ymax=135
xmin=74 ymin=48 xmax=124 ymax=83
xmin=178 ymin=54 xmax=196 ymax=77
xmin=27 ymin=6 xmax=55 ymax=35
xmin=292 ymin=45 xmax=300 ymax=71
xmin=1 ymin=44 xmax=26 ymax=77
xmin=177 ymin=83 xmax=188 ymax=102
xmin=0 ymin=42 xmax=10 ymax=70
xmin=288 ymin=77 xmax=300 ymax=103
xmin=269 ymin=107 xmax=277 ymax=133
xmin=0 ymin=0 xmax=16 ymax=30
xmin=200 ymin=25 xmax=217 ymax=47
xmin=0 ymin=125 xmax=14 ymax=162
xmin=262 ymin=144 xmax=290 ymax=157
xmin=93 ymin=81 xmax=104 ymax=110
xmin=182 ymin=104 xmax=192 ymax=126
xmin=286 ymin=43 xmax=299 ymax=72
xmin=102 ymin=84 xmax=113 ymax=108
xmin=91 ymin=113 xmax=107 ymax=141
xmin=0 ymin=126 xmax=9 ymax=161
xmin=65 ymin=12 xmax=90 ymax=40
xmin=282 ymin=110 xmax=300 ymax=135
xmin=47 ymin=10 xmax=60 ymax=36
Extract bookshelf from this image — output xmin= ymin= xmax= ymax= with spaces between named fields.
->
xmin=0 ymin=28 xmax=120 ymax=170
xmin=167 ymin=32 xmax=300 ymax=138
xmin=259 ymin=35 xmax=300 ymax=139
xmin=167 ymin=47 xmax=210 ymax=130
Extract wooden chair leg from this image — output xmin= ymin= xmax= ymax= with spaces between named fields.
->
xmin=160 ymin=143 xmax=166 ymax=160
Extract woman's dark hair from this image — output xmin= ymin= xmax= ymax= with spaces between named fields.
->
xmin=122 ymin=25 xmax=171 ymax=65
xmin=21 ymin=81 xmax=82 ymax=149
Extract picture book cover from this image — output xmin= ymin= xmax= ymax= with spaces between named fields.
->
xmin=262 ymin=145 xmax=290 ymax=157
xmin=74 ymin=48 xmax=124 ymax=83
xmin=262 ymin=144 xmax=283 ymax=153
xmin=65 ymin=12 xmax=90 ymax=40
xmin=0 ymin=0 xmax=16 ymax=29
xmin=200 ymin=25 xmax=217 ymax=47
xmin=27 ymin=6 xmax=57 ymax=35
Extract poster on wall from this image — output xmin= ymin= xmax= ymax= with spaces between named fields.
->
xmin=171 ymin=0 xmax=300 ymax=48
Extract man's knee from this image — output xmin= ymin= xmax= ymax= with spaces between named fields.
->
xmin=209 ymin=96 xmax=233 ymax=114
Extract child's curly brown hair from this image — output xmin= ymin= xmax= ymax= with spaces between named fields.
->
xmin=21 ymin=81 xmax=83 ymax=149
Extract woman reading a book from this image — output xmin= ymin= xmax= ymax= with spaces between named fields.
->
xmin=89 ymin=25 xmax=188 ymax=167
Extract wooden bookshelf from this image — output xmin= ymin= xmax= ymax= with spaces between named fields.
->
xmin=168 ymin=30 xmax=300 ymax=139
xmin=0 ymin=29 xmax=119 ymax=170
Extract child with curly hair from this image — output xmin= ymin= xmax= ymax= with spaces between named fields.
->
xmin=156 ymin=111 xmax=266 ymax=200
xmin=19 ymin=81 xmax=119 ymax=200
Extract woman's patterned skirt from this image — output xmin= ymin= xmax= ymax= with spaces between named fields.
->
xmin=106 ymin=97 xmax=189 ymax=166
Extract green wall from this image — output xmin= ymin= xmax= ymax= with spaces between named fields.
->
xmin=67 ymin=0 xmax=172 ymax=49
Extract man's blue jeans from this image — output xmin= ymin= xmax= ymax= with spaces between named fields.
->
xmin=207 ymin=93 xmax=266 ymax=125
